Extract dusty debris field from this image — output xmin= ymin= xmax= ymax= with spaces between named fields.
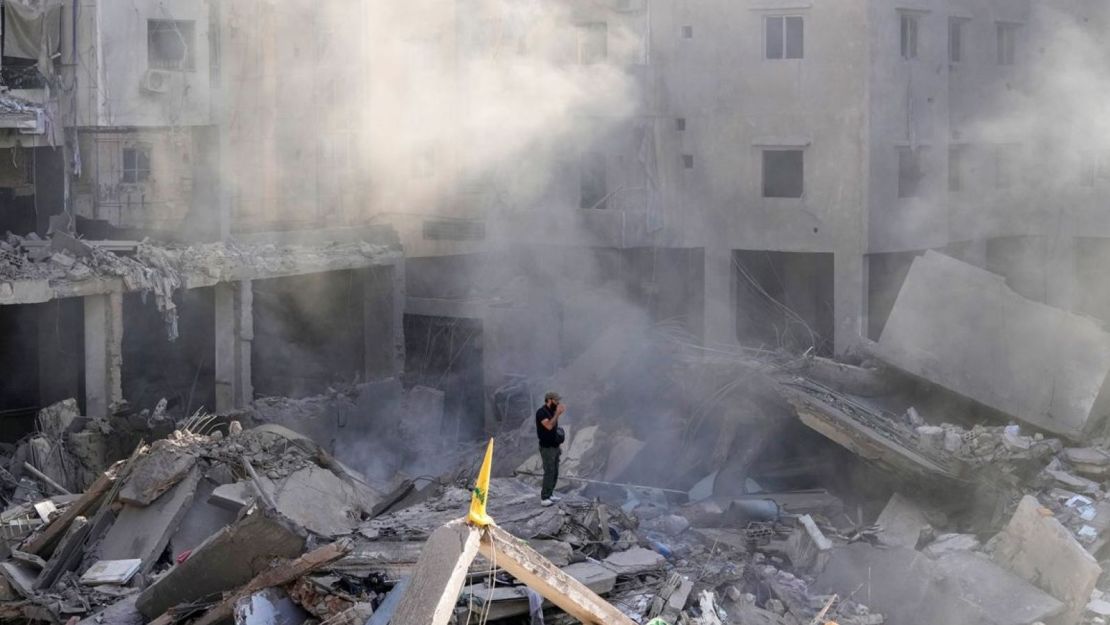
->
xmin=4 ymin=282 xmax=1110 ymax=625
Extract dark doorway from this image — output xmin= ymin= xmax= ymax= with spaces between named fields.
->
xmin=122 ymin=288 xmax=216 ymax=417
xmin=252 ymin=271 xmax=366 ymax=398
xmin=0 ymin=299 xmax=84 ymax=441
xmin=733 ymin=250 xmax=835 ymax=355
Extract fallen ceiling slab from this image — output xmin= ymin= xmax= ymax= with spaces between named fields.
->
xmin=874 ymin=250 xmax=1110 ymax=440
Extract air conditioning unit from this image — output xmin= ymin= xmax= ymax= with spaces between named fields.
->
xmin=140 ymin=69 xmax=172 ymax=94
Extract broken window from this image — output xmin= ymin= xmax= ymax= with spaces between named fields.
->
xmin=577 ymin=23 xmax=607 ymax=65
xmin=897 ymin=146 xmax=925 ymax=198
xmin=122 ymin=145 xmax=152 ymax=184
xmin=900 ymin=13 xmax=919 ymax=60
xmin=949 ymin=18 xmax=967 ymax=63
xmin=948 ymin=144 xmax=968 ymax=192
xmin=765 ymin=16 xmax=803 ymax=60
xmin=148 ymin=20 xmax=196 ymax=71
xmin=683 ymin=154 xmax=694 ymax=169
xmin=997 ymin=22 xmax=1018 ymax=65
xmin=762 ymin=149 xmax=804 ymax=198
xmin=995 ymin=144 xmax=1019 ymax=189
xmin=580 ymin=152 xmax=607 ymax=209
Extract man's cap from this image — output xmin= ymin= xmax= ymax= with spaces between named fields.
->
xmin=544 ymin=391 xmax=561 ymax=402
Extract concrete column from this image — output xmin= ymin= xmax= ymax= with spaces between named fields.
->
xmin=834 ymin=252 xmax=865 ymax=356
xmin=364 ymin=261 xmax=405 ymax=379
xmin=84 ymin=292 xmax=123 ymax=417
xmin=703 ymin=246 xmax=736 ymax=345
xmin=215 ymin=280 xmax=253 ymax=412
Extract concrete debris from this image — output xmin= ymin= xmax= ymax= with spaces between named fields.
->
xmin=96 ymin=466 xmax=201 ymax=577
xmin=874 ymin=492 xmax=930 ymax=549
xmin=987 ymin=495 xmax=1102 ymax=625
xmin=116 ymin=442 xmax=197 ymax=506
xmin=875 ymin=251 xmax=1110 ymax=440
xmin=601 ymin=546 xmax=666 ymax=575
xmin=79 ymin=559 xmax=141 ymax=585
xmin=921 ymin=533 xmax=981 ymax=558
xmin=5 ymin=316 xmax=1110 ymax=625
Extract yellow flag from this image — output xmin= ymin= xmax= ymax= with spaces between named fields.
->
xmin=468 ymin=438 xmax=495 ymax=526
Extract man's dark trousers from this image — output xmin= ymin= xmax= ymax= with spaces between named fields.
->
xmin=540 ymin=446 xmax=560 ymax=500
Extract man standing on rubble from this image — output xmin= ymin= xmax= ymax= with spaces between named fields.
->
xmin=536 ymin=391 xmax=565 ymax=506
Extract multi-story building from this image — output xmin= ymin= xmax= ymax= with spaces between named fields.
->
xmin=388 ymin=0 xmax=1110 ymax=434
xmin=0 ymin=0 xmax=1104 ymax=441
xmin=0 ymin=0 xmax=403 ymax=437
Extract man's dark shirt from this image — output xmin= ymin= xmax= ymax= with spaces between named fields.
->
xmin=536 ymin=405 xmax=561 ymax=448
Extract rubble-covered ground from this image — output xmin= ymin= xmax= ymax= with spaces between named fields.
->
xmin=2 ymin=321 xmax=1110 ymax=625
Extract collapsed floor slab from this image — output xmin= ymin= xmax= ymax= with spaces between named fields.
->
xmin=875 ymin=251 xmax=1110 ymax=440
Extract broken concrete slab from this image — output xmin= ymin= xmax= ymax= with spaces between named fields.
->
xmin=36 ymin=399 xmax=80 ymax=441
xmin=988 ymin=495 xmax=1102 ymax=625
xmin=931 ymin=551 xmax=1066 ymax=625
xmin=136 ymin=507 xmax=306 ymax=619
xmin=168 ymin=477 xmax=238 ymax=557
xmin=875 ymin=251 xmax=1110 ymax=440
xmin=1063 ymin=447 xmax=1110 ymax=477
xmin=267 ymin=464 xmax=375 ymax=537
xmin=392 ymin=519 xmax=481 ymax=625
xmin=117 ymin=444 xmax=197 ymax=506
xmin=784 ymin=384 xmax=961 ymax=480
xmin=528 ymin=539 xmax=573 ymax=567
xmin=0 ymin=560 xmax=36 ymax=598
xmin=813 ymin=543 xmax=1064 ymax=625
xmin=1044 ymin=461 xmax=1102 ymax=495
xmin=602 ymin=546 xmax=665 ymax=576
xmin=80 ymin=559 xmax=141 ymax=585
xmin=97 ymin=466 xmax=201 ymax=577
xmin=921 ymin=533 xmax=980 ymax=558
xmin=210 ymin=480 xmax=257 ymax=511
xmin=875 ymin=492 xmax=930 ymax=549
xmin=786 ymin=514 xmax=832 ymax=571
xmin=77 ymin=595 xmax=143 ymax=625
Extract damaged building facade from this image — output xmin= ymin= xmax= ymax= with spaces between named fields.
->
xmin=3 ymin=1 xmax=1110 ymax=625
xmin=391 ymin=0 xmax=1110 ymax=409
xmin=0 ymin=0 xmax=403 ymax=434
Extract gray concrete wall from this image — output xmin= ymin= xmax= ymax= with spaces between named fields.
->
xmin=76 ymin=0 xmax=214 ymax=128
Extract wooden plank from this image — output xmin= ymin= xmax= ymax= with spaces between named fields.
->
xmin=393 ymin=519 xmax=481 ymax=625
xmin=186 ymin=539 xmax=352 ymax=625
xmin=23 ymin=467 xmax=115 ymax=556
xmin=478 ymin=524 xmax=636 ymax=625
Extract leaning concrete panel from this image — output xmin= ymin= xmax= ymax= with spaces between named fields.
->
xmin=876 ymin=251 xmax=1110 ymax=439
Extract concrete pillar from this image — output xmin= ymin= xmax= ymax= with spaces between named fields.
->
xmin=703 ymin=246 xmax=736 ymax=345
xmin=84 ymin=292 xmax=123 ymax=417
xmin=215 ymin=280 xmax=253 ymax=412
xmin=833 ymin=252 xmax=865 ymax=356
xmin=364 ymin=261 xmax=405 ymax=379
